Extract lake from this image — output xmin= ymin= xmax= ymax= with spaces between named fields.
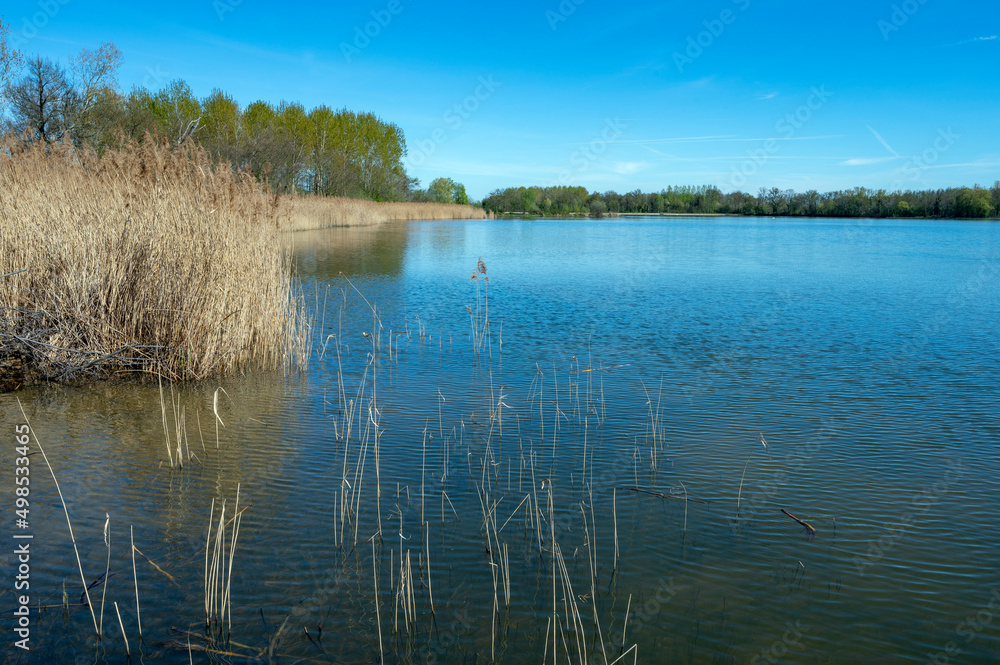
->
xmin=3 ymin=216 xmax=999 ymax=664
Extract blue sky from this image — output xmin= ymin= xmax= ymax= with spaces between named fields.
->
xmin=4 ymin=0 xmax=998 ymax=199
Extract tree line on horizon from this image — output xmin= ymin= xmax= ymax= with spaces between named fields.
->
xmin=482 ymin=183 xmax=1000 ymax=219
xmin=0 ymin=21 xmax=471 ymax=205
xmin=3 ymin=23 xmax=994 ymax=217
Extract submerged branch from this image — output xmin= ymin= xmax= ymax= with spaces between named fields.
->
xmin=619 ymin=486 xmax=709 ymax=505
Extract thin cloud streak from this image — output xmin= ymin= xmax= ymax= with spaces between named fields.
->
xmin=951 ymin=35 xmax=997 ymax=45
xmin=866 ymin=125 xmax=902 ymax=158
xmin=841 ymin=156 xmax=901 ymax=166
xmin=583 ymin=135 xmax=846 ymax=146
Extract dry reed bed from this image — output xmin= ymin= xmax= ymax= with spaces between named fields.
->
xmin=0 ymin=137 xmax=309 ymax=383
xmin=277 ymin=195 xmax=489 ymax=232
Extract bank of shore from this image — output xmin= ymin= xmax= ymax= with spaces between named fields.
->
xmin=0 ymin=138 xmax=488 ymax=390
xmin=278 ymin=196 xmax=489 ymax=231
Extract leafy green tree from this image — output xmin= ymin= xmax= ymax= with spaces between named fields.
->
xmin=122 ymin=79 xmax=202 ymax=143
xmin=428 ymin=177 xmax=457 ymax=203
xmin=161 ymin=79 xmax=202 ymax=142
xmin=200 ymin=88 xmax=240 ymax=162
xmin=121 ymin=85 xmax=160 ymax=140
xmin=353 ymin=111 xmax=408 ymax=200
xmin=520 ymin=187 xmax=539 ymax=212
xmin=240 ymin=100 xmax=295 ymax=185
xmin=955 ymin=187 xmax=993 ymax=218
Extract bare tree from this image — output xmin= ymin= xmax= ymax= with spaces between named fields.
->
xmin=5 ymin=56 xmax=74 ymax=142
xmin=0 ymin=15 xmax=22 ymax=122
xmin=0 ymin=15 xmax=22 ymax=86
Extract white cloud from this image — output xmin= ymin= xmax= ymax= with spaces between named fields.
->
xmin=613 ymin=162 xmax=647 ymax=175
xmin=840 ymin=157 xmax=900 ymax=166
xmin=952 ymin=35 xmax=997 ymax=45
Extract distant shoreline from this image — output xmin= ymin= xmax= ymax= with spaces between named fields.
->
xmin=492 ymin=212 xmax=999 ymax=220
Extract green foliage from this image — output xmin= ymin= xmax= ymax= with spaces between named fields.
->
xmin=0 ymin=39 xmax=414 ymax=202
xmin=483 ymin=183 xmax=999 ymax=219
xmin=422 ymin=177 xmax=470 ymax=204
xmin=955 ymin=187 xmax=993 ymax=219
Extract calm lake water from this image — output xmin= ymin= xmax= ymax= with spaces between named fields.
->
xmin=3 ymin=216 xmax=999 ymax=664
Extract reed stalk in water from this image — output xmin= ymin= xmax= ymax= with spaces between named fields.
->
xmin=100 ymin=513 xmax=110 ymax=638
xmin=204 ymin=486 xmax=244 ymax=636
xmin=736 ymin=434 xmax=769 ymax=521
xmin=372 ymin=538 xmax=384 ymax=665
xmin=112 ymin=601 xmax=129 ymax=656
xmin=131 ymin=525 xmax=142 ymax=639
xmin=16 ymin=399 xmax=99 ymax=635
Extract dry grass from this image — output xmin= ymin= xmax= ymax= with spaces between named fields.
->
xmin=0 ymin=136 xmax=309 ymax=383
xmin=277 ymin=195 xmax=489 ymax=232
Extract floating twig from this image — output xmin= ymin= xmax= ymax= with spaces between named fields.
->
xmin=570 ymin=364 xmax=631 ymax=374
xmin=780 ymin=508 xmax=817 ymax=537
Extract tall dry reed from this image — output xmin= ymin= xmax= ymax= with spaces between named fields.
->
xmin=0 ymin=136 xmax=309 ymax=382
xmin=277 ymin=195 xmax=489 ymax=232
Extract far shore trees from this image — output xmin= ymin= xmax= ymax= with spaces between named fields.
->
xmin=483 ymin=184 xmax=1000 ymax=219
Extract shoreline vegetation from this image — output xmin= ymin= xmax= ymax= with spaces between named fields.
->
xmin=0 ymin=32 xmax=484 ymax=391
xmin=278 ymin=196 xmax=487 ymax=232
xmin=0 ymin=137 xmax=310 ymax=389
xmin=0 ymin=136 xmax=486 ymax=391
xmin=483 ymin=184 xmax=1000 ymax=219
